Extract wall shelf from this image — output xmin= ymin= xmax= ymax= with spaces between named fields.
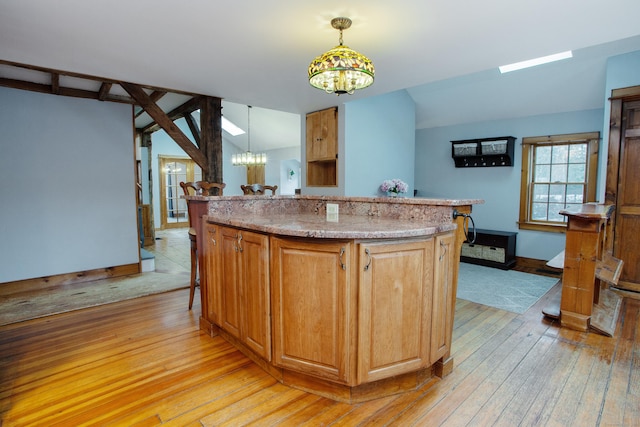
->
xmin=451 ymin=136 xmax=515 ymax=168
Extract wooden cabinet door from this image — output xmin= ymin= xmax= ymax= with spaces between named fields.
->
xmin=306 ymin=108 xmax=337 ymax=161
xmin=271 ymin=237 xmax=352 ymax=383
xmin=357 ymin=238 xmax=435 ymax=383
xmin=202 ymin=223 xmax=221 ymax=324
xmin=238 ymin=230 xmax=271 ymax=360
xmin=431 ymin=232 xmax=455 ymax=363
xmin=219 ymin=226 xmax=242 ymax=339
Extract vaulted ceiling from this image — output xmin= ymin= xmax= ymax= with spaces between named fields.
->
xmin=2 ymin=0 xmax=640 ymax=150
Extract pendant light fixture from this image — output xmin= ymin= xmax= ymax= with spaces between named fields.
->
xmin=308 ymin=17 xmax=375 ymax=95
xmin=231 ymin=105 xmax=266 ymax=166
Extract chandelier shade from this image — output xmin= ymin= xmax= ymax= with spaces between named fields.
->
xmin=231 ymin=105 xmax=266 ymax=167
xmin=308 ymin=17 xmax=375 ymax=95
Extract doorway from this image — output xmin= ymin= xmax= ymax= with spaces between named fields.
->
xmin=158 ymin=156 xmax=201 ymax=229
xmin=606 ymin=87 xmax=640 ymax=292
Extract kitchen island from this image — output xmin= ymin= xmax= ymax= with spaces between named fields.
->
xmin=187 ymin=195 xmax=482 ymax=403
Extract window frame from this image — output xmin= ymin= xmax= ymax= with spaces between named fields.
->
xmin=518 ymin=132 xmax=600 ymax=233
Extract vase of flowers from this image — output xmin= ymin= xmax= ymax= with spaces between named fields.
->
xmin=380 ymin=179 xmax=408 ymax=197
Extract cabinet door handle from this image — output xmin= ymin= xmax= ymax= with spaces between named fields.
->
xmin=439 ymin=240 xmax=447 ymax=261
xmin=236 ymin=233 xmax=243 ymax=253
xmin=364 ymin=248 xmax=372 ymax=271
xmin=339 ymin=247 xmax=346 ymax=270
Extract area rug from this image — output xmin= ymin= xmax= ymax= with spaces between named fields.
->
xmin=457 ymin=262 xmax=559 ymax=314
xmin=0 ymin=271 xmax=190 ymax=326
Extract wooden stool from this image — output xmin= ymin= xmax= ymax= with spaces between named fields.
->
xmin=180 ymin=181 xmax=225 ymax=309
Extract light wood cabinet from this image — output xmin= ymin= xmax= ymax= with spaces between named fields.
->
xmin=270 ymin=237 xmax=352 ymax=383
xmin=271 ymin=233 xmax=455 ymax=386
xmin=357 ymin=238 xmax=435 ymax=383
xmin=306 ymin=107 xmax=338 ymax=187
xmin=209 ymin=225 xmax=271 ymax=360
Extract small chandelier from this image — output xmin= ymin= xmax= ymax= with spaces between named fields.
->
xmin=231 ymin=105 xmax=267 ymax=166
xmin=308 ymin=17 xmax=375 ymax=95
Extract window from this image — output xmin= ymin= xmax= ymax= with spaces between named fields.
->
xmin=519 ymin=132 xmax=599 ymax=232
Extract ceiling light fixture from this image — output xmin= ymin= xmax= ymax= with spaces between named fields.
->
xmin=308 ymin=17 xmax=375 ymax=95
xmin=499 ymin=50 xmax=573 ymax=73
xmin=231 ymin=105 xmax=266 ymax=166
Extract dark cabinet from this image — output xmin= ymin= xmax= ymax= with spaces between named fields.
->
xmin=461 ymin=229 xmax=517 ymax=269
xmin=451 ymin=136 xmax=515 ymax=168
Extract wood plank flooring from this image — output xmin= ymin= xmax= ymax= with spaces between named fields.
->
xmin=1 ymin=281 xmax=637 ymax=426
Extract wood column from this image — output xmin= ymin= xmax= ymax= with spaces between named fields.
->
xmin=199 ymin=96 xmax=223 ymax=183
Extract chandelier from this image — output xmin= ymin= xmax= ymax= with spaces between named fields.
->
xmin=231 ymin=105 xmax=267 ymax=166
xmin=308 ymin=17 xmax=375 ymax=95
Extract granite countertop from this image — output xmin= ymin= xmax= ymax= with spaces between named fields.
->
xmin=204 ymin=212 xmax=456 ymax=239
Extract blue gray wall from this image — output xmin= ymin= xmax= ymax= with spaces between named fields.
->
xmin=0 ymin=86 xmax=138 ymax=283
xmin=415 ymin=109 xmax=603 ymax=261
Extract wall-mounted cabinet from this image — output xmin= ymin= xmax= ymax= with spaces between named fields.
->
xmin=306 ymin=107 xmax=338 ymax=186
xmin=451 ymin=136 xmax=515 ymax=168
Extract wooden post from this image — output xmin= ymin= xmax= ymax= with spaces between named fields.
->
xmin=199 ymin=96 xmax=223 ymax=183
xmin=559 ymin=204 xmax=614 ymax=331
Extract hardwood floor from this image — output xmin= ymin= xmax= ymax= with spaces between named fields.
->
xmin=1 ymin=280 xmax=637 ymax=426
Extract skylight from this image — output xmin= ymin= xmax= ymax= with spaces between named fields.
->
xmin=499 ymin=51 xmax=573 ymax=73
xmin=222 ymin=116 xmax=245 ymax=136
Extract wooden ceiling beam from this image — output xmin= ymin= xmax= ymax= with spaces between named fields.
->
xmin=0 ymin=76 xmax=134 ymax=104
xmin=98 ymin=83 xmax=112 ymax=101
xmin=121 ymin=81 xmax=207 ymax=171
xmin=51 ymin=73 xmax=60 ymax=94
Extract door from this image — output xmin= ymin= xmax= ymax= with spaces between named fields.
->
xmin=270 ymin=237 xmax=351 ymax=383
xmin=158 ymin=156 xmax=201 ymax=229
xmin=358 ymin=238 xmax=434 ymax=383
xmin=606 ymin=91 xmax=640 ymax=292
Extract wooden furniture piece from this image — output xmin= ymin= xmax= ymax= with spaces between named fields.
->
xmin=306 ymin=107 xmax=338 ymax=186
xmin=240 ymin=184 xmax=278 ymax=195
xmin=460 ymin=229 xmax=517 ymax=269
xmin=190 ymin=195 xmax=482 ymax=403
xmin=179 ymin=181 xmax=225 ymax=309
xmin=542 ymin=204 xmax=624 ymax=336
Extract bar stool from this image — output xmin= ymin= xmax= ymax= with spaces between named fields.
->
xmin=240 ymin=184 xmax=278 ymax=195
xmin=179 ymin=181 xmax=225 ymax=309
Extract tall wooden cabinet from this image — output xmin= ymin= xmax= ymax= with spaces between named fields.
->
xmin=306 ymin=107 xmax=338 ymax=186
xmin=207 ymin=224 xmax=271 ymax=360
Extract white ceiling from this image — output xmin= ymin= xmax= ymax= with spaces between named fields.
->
xmin=2 ymin=0 xmax=640 ymax=150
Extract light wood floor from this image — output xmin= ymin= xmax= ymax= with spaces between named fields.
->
xmin=1 ymin=275 xmax=638 ymax=425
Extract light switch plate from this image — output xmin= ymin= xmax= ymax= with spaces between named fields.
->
xmin=327 ymin=203 xmax=339 ymax=222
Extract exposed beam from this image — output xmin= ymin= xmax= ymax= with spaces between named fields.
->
xmin=134 ymin=91 xmax=167 ymax=118
xmin=199 ymin=96 xmax=224 ymax=183
xmin=51 ymin=73 xmax=60 ymax=94
xmin=0 ymin=59 xmax=200 ymax=98
xmin=98 ymin=83 xmax=112 ymax=101
xmin=183 ymin=112 xmax=201 ymax=148
xmin=121 ymin=81 xmax=207 ymax=170
xmin=0 ymin=77 xmax=134 ymax=104
xmin=141 ymin=96 xmax=203 ymax=133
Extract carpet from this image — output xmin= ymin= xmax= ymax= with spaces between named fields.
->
xmin=457 ymin=262 xmax=559 ymax=314
xmin=0 ymin=271 xmax=190 ymax=326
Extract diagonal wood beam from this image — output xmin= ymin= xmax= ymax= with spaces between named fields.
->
xmin=98 ymin=83 xmax=112 ymax=101
xmin=183 ymin=112 xmax=201 ymax=148
xmin=120 ymin=81 xmax=207 ymax=170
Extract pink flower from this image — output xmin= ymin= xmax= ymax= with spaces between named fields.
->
xmin=380 ymin=179 xmax=408 ymax=194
